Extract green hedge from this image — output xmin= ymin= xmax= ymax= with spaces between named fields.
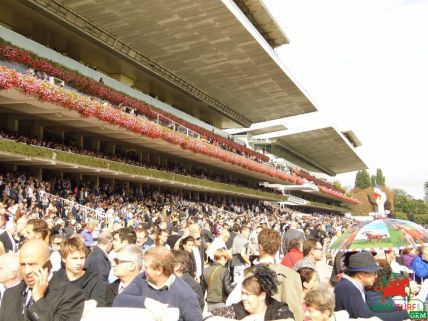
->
xmin=306 ymin=200 xmax=350 ymax=213
xmin=392 ymin=211 xmax=409 ymax=220
xmin=0 ymin=139 xmax=288 ymax=201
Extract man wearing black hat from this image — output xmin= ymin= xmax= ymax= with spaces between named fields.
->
xmin=334 ymin=251 xmax=409 ymax=321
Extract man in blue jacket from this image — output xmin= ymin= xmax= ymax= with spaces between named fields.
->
xmin=410 ymin=245 xmax=428 ymax=284
xmin=113 ymin=246 xmax=202 ymax=321
xmin=334 ymin=251 xmax=409 ymax=321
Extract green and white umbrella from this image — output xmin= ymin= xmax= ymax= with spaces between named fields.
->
xmin=329 ymin=218 xmax=428 ymax=252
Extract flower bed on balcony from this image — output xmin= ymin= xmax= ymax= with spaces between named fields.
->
xmin=0 ymin=65 xmax=302 ymax=185
xmin=292 ymin=168 xmax=360 ymax=204
xmin=318 ymin=186 xmax=361 ymax=205
xmin=0 ymin=38 xmax=269 ymax=162
xmin=0 ymin=139 xmax=287 ymax=201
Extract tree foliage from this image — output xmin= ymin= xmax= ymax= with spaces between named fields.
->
xmin=375 ymin=168 xmax=386 ymax=186
xmin=355 ymin=170 xmax=371 ymax=189
xmin=424 ymin=181 xmax=428 ymax=201
xmin=370 ymin=175 xmax=376 ymax=187
xmin=393 ymin=188 xmax=428 ymax=224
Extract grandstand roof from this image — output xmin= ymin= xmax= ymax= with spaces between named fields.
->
xmin=255 ymin=125 xmax=367 ymax=176
xmin=6 ymin=0 xmax=317 ymax=127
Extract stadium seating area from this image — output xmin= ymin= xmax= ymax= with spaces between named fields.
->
xmin=0 ymin=38 xmax=360 ymax=205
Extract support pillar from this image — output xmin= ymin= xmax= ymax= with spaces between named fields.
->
xmin=7 ymin=116 xmax=18 ymax=132
xmin=31 ymin=121 xmax=44 ymax=139
xmin=78 ymin=135 xmax=84 ymax=149
xmin=106 ymin=143 xmax=115 ymax=155
xmin=36 ymin=168 xmax=42 ymax=180
xmin=93 ymin=139 xmax=100 ymax=152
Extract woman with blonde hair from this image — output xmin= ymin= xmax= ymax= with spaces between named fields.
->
xmin=203 ymin=248 xmax=235 ymax=311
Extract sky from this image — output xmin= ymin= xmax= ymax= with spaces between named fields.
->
xmin=262 ymin=0 xmax=428 ymax=199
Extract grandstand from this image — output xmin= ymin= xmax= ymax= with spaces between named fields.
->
xmin=0 ymin=0 xmax=366 ymax=214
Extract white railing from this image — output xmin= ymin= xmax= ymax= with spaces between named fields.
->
xmin=44 ymin=192 xmax=98 ymax=221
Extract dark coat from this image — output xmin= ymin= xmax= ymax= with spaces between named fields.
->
xmin=233 ymin=299 xmax=294 ymax=320
xmin=334 ymin=278 xmax=409 ymax=321
xmin=54 ymin=268 xmax=106 ymax=306
xmin=105 ymin=279 xmax=120 ymax=307
xmin=84 ymin=246 xmax=111 ymax=283
xmin=203 ymin=262 xmax=235 ymax=303
xmin=211 ymin=298 xmax=294 ymax=320
xmin=0 ymin=275 xmax=84 ymax=321
xmin=182 ymin=272 xmax=204 ymax=309
xmin=0 ymin=231 xmax=15 ymax=252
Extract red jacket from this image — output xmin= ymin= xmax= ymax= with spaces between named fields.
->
xmin=281 ymin=249 xmax=303 ymax=269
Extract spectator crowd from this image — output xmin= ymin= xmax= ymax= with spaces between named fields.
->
xmin=0 ymin=170 xmax=426 ymax=321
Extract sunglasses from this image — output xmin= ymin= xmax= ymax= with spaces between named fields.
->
xmin=113 ymin=258 xmax=133 ymax=265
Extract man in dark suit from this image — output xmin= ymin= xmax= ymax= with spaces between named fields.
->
xmin=84 ymin=232 xmax=113 ymax=283
xmin=0 ymin=239 xmax=84 ymax=321
xmin=334 ymin=251 xmax=409 ymax=320
xmin=0 ymin=222 xmax=17 ymax=252
xmin=105 ymin=244 xmax=142 ymax=306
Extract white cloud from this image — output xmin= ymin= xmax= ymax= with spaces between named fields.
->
xmin=263 ymin=0 xmax=428 ymax=199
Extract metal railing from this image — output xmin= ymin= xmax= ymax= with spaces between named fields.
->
xmin=44 ymin=192 xmax=98 ymax=221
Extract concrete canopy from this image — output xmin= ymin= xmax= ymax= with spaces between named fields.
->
xmin=258 ymin=126 xmax=367 ymax=176
xmin=17 ymin=0 xmax=317 ymax=127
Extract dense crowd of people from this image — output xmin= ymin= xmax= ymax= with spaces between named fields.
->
xmin=0 ymin=170 xmax=427 ymax=321
xmin=0 ymin=128 xmax=281 ymax=195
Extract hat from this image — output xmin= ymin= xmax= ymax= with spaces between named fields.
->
xmin=345 ymin=251 xmax=380 ymax=273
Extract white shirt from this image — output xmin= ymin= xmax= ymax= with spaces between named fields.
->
xmin=192 ymin=247 xmax=202 ymax=277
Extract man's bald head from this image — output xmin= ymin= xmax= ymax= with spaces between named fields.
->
xmin=20 ymin=239 xmax=50 ymax=261
xmin=20 ymin=239 xmax=50 ymax=288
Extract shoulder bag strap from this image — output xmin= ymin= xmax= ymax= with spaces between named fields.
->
xmin=207 ymin=266 xmax=222 ymax=289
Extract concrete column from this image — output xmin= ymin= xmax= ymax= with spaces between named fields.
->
xmin=110 ymin=179 xmax=115 ymax=193
xmin=60 ymin=131 xmax=65 ymax=143
xmin=94 ymin=176 xmax=100 ymax=188
xmin=31 ymin=121 xmax=44 ymax=139
xmin=105 ymin=143 xmax=115 ymax=155
xmin=138 ymin=151 xmax=143 ymax=162
xmin=93 ymin=139 xmax=100 ymax=152
xmin=7 ymin=116 xmax=18 ymax=131
xmin=78 ymin=135 xmax=84 ymax=149
xmin=36 ymin=168 xmax=42 ymax=180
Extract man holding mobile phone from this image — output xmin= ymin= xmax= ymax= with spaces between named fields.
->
xmin=0 ymin=239 xmax=85 ymax=321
